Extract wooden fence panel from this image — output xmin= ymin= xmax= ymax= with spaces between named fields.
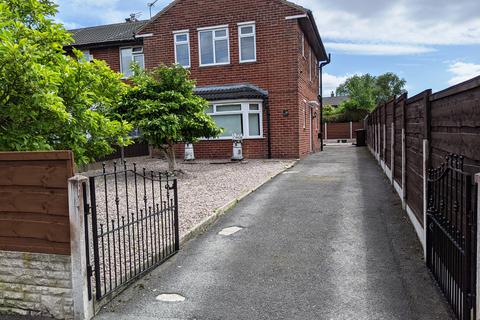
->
xmin=394 ymin=96 xmax=405 ymax=184
xmin=404 ymin=92 xmax=428 ymax=225
xmin=0 ymin=151 xmax=74 ymax=255
xmin=385 ymin=100 xmax=394 ymax=169
xmin=430 ymin=79 xmax=480 ymax=174
xmin=380 ymin=104 xmax=385 ymax=160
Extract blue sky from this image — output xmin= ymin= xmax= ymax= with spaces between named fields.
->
xmin=54 ymin=0 xmax=480 ymax=96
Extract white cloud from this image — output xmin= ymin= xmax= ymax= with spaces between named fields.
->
xmin=294 ymin=0 xmax=480 ymax=47
xmin=325 ymin=42 xmax=435 ymax=56
xmin=448 ymin=62 xmax=480 ymax=85
xmin=322 ymin=73 xmax=350 ymax=96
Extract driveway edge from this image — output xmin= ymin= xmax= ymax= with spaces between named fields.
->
xmin=180 ymin=160 xmax=297 ymax=247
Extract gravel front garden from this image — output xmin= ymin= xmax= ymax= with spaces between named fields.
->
xmin=83 ymin=157 xmax=295 ymax=238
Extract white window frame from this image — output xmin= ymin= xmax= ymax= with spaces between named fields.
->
xmin=309 ymin=48 xmax=312 ymax=82
xmin=238 ymin=22 xmax=256 ymax=63
xmin=303 ymin=99 xmax=307 ymax=129
xmin=301 ymin=34 xmax=305 ymax=57
xmin=119 ymin=46 xmax=145 ymax=78
xmin=173 ymin=30 xmax=191 ymax=68
xmin=198 ymin=25 xmax=230 ymax=67
xmin=205 ymin=100 xmax=263 ymax=139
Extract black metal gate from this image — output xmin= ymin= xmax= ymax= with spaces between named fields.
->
xmin=426 ymin=154 xmax=477 ymax=320
xmin=83 ymin=161 xmax=179 ymax=304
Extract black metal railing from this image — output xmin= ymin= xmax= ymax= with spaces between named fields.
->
xmin=83 ymin=161 xmax=179 ymax=302
xmin=426 ymin=154 xmax=477 ymax=320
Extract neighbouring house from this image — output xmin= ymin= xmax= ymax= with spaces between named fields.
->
xmin=324 ymin=92 xmax=349 ymax=108
xmin=66 ymin=0 xmax=327 ymax=159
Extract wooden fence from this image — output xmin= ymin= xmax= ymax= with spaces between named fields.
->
xmin=324 ymin=121 xmax=363 ymax=140
xmin=365 ymin=75 xmax=480 ymax=247
xmin=0 ymin=151 xmax=74 ymax=255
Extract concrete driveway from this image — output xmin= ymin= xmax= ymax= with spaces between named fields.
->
xmin=95 ymin=145 xmax=452 ymax=320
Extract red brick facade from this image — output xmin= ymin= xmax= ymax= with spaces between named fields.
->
xmin=78 ymin=0 xmax=324 ymax=159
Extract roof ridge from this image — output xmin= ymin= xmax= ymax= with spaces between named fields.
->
xmin=68 ymin=19 xmax=149 ymax=32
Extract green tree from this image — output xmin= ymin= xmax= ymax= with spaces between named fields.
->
xmin=330 ymin=72 xmax=406 ymax=122
xmin=118 ymin=64 xmax=222 ymax=171
xmin=0 ymin=0 xmax=132 ymax=164
xmin=375 ymin=72 xmax=406 ymax=104
xmin=336 ymin=74 xmax=377 ymax=110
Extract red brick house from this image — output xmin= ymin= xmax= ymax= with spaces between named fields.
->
xmin=67 ymin=0 xmax=327 ymax=159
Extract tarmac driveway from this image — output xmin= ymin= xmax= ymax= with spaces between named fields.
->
xmin=94 ymin=145 xmax=452 ymax=320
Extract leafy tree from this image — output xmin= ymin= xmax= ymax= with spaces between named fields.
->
xmin=336 ymin=74 xmax=377 ymax=111
xmin=375 ymin=72 xmax=407 ymax=104
xmin=0 ymin=0 xmax=132 ymax=164
xmin=329 ymin=72 xmax=406 ymax=122
xmin=118 ymin=64 xmax=222 ymax=171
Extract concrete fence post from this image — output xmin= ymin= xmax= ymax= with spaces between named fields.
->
xmin=422 ymin=140 xmax=429 ymax=260
xmin=324 ymin=123 xmax=328 ymax=140
xmin=349 ymin=121 xmax=353 ymax=140
xmin=475 ymin=173 xmax=480 ymax=320
xmin=68 ymin=175 xmax=94 ymax=320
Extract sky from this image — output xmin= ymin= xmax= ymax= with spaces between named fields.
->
xmin=54 ymin=0 xmax=480 ymax=96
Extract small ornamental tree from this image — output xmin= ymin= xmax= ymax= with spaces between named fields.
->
xmin=0 ymin=0 xmax=132 ymax=164
xmin=119 ymin=64 xmax=222 ymax=171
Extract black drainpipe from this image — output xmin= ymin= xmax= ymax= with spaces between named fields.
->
xmin=264 ymin=96 xmax=272 ymax=159
xmin=318 ymin=53 xmax=331 ymax=152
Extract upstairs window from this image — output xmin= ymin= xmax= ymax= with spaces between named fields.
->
xmin=174 ymin=31 xmax=190 ymax=68
xmin=309 ymin=49 xmax=312 ymax=82
xmin=198 ymin=26 xmax=230 ymax=66
xmin=301 ymin=34 xmax=305 ymax=57
xmin=120 ymin=47 xmax=144 ymax=78
xmin=238 ymin=23 xmax=256 ymax=63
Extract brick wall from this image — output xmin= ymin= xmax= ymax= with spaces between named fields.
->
xmin=297 ymin=25 xmax=321 ymax=157
xmin=0 ymin=251 xmax=73 ymax=319
xmin=140 ymin=0 xmax=322 ymax=159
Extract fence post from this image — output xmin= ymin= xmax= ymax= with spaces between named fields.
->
xmin=476 ymin=173 xmax=480 ymax=320
xmin=349 ymin=121 xmax=353 ymax=140
xmin=173 ymin=178 xmax=180 ymax=251
xmin=391 ymin=122 xmax=395 ymax=184
xmin=324 ymin=123 xmax=328 ymax=140
xmin=68 ymin=175 xmax=94 ymax=320
xmin=422 ymin=140 xmax=429 ymax=260
xmin=402 ymin=99 xmax=407 ymax=209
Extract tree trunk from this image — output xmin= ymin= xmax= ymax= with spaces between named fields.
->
xmin=162 ymin=145 xmax=176 ymax=172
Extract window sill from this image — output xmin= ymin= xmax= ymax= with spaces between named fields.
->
xmin=239 ymin=60 xmax=257 ymax=64
xmin=200 ymin=136 xmax=264 ymax=141
xmin=199 ymin=62 xmax=231 ymax=68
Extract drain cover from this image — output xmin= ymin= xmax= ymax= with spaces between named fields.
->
xmin=219 ymin=226 xmax=243 ymax=236
xmin=155 ymin=293 xmax=185 ymax=302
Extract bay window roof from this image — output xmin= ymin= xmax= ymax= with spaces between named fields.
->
xmin=194 ymin=84 xmax=268 ymax=101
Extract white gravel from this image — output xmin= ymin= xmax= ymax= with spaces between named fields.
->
xmin=85 ymin=157 xmax=295 ymax=237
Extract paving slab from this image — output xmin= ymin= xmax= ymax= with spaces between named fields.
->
xmin=94 ymin=145 xmax=453 ymax=320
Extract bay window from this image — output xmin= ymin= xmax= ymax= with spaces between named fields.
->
xmin=120 ymin=47 xmax=144 ymax=78
xmin=206 ymin=101 xmax=263 ymax=138
xmin=174 ymin=31 xmax=190 ymax=68
xmin=198 ymin=26 xmax=230 ymax=66
xmin=238 ymin=23 xmax=256 ymax=63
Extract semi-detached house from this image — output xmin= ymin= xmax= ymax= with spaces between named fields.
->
xmin=67 ymin=0 xmax=328 ymax=159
